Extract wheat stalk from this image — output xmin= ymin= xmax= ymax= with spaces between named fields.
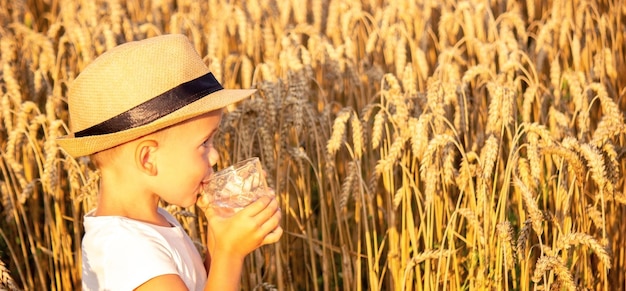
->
xmin=549 ymin=57 xmax=562 ymax=105
xmin=556 ymin=232 xmax=611 ymax=267
xmin=525 ymin=127 xmax=541 ymax=188
xmin=496 ymin=221 xmax=516 ymax=269
xmin=376 ymin=134 xmax=406 ymax=175
xmin=457 ymin=208 xmax=486 ymax=246
xmin=1 ymin=0 xmax=625 ymax=289
xmin=516 ymin=157 xmax=533 ymax=190
xmin=516 ymin=218 xmax=532 ymax=258
xmin=579 ymin=142 xmax=613 ymax=195
xmin=547 ymin=106 xmax=571 ymax=140
xmin=532 ymin=255 xmax=576 ymax=291
xmin=457 ymin=151 xmax=479 ymax=194
xmin=562 ymin=71 xmax=588 ymax=137
xmin=541 ymin=145 xmax=586 ymax=189
xmin=588 ymin=82 xmax=625 ymax=145
xmin=514 ymin=177 xmax=544 ymax=235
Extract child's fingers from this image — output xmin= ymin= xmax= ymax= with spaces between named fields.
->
xmin=205 ymin=197 xmax=283 ymax=256
xmin=257 ymin=205 xmax=282 ymax=236
xmin=202 ymin=204 xmax=236 ymax=221
xmin=241 ymin=196 xmax=282 ymax=242
xmin=202 ymin=202 xmax=216 ymax=217
xmin=261 ymin=226 xmax=283 ymax=245
xmin=196 ymin=198 xmax=211 ymax=213
xmin=255 ymin=198 xmax=280 ymax=223
xmin=240 ymin=196 xmax=274 ymax=217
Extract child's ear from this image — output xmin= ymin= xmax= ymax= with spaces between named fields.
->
xmin=135 ymin=139 xmax=159 ymax=176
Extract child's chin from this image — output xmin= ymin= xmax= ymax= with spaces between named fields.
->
xmin=177 ymin=198 xmax=197 ymax=209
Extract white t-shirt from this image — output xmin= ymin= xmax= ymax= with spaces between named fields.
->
xmin=81 ymin=208 xmax=207 ymax=290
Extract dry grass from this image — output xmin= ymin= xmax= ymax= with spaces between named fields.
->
xmin=1 ymin=0 xmax=625 ymax=290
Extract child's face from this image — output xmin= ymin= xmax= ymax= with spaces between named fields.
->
xmin=152 ymin=110 xmax=223 ymax=207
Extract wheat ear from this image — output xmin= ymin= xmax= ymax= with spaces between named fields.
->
xmin=0 ymin=259 xmax=18 ymax=291
xmin=514 ymin=177 xmax=543 ymax=235
xmin=556 ymin=232 xmax=610 ymax=267
xmin=531 ymin=255 xmax=576 ymax=291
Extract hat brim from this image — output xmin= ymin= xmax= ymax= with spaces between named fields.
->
xmin=57 ymin=88 xmax=255 ymax=158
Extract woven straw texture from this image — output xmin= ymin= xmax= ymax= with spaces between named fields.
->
xmin=57 ymin=34 xmax=255 ymax=157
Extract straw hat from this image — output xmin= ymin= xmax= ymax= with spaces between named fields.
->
xmin=57 ymin=34 xmax=255 ymax=157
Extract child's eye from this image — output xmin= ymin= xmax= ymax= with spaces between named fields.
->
xmin=202 ymin=131 xmax=217 ymax=149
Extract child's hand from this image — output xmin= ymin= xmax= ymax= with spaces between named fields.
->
xmin=204 ymin=193 xmax=282 ymax=260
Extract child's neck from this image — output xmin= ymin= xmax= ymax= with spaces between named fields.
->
xmin=95 ymin=170 xmax=172 ymax=227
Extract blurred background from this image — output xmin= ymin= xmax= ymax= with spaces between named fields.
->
xmin=0 ymin=0 xmax=625 ymax=290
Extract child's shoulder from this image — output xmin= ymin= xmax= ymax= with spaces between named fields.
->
xmin=81 ymin=208 xmax=200 ymax=290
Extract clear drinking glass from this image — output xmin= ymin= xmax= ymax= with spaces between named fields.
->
xmin=198 ymin=157 xmax=271 ymax=215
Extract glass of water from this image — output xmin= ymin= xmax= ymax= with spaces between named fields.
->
xmin=198 ymin=157 xmax=271 ymax=216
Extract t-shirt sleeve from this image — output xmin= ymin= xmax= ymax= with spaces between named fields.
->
xmin=91 ymin=230 xmax=180 ymax=290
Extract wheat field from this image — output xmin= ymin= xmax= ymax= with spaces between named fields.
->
xmin=1 ymin=0 xmax=625 ymax=290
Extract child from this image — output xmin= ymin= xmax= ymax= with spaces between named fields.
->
xmin=57 ymin=34 xmax=282 ymax=290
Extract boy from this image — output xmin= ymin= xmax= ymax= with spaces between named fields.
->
xmin=57 ymin=34 xmax=282 ymax=290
